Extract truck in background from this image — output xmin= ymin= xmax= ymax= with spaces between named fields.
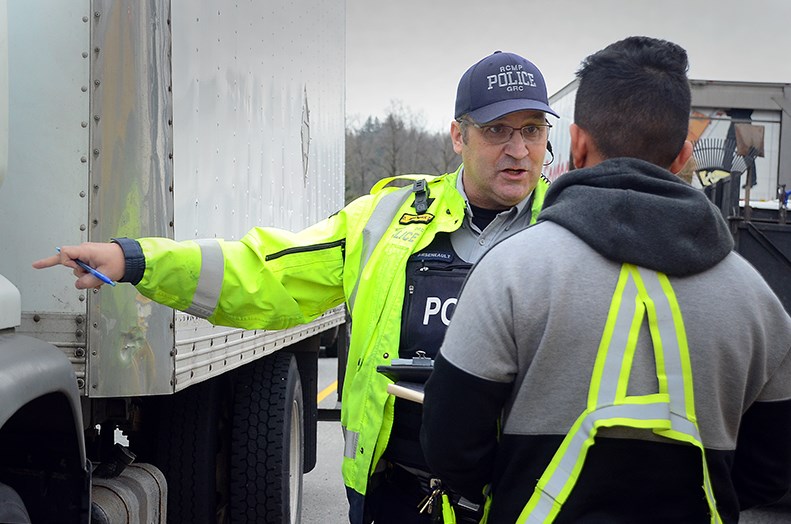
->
xmin=0 ymin=1 xmax=345 ymax=522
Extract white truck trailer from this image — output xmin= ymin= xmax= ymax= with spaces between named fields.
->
xmin=0 ymin=1 xmax=346 ymax=522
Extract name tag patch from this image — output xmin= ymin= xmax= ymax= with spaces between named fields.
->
xmin=399 ymin=213 xmax=434 ymax=225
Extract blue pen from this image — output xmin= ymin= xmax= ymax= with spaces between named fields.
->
xmin=56 ymin=247 xmax=116 ymax=286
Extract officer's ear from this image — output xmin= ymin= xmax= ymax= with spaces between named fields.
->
xmin=451 ymin=120 xmax=464 ymax=155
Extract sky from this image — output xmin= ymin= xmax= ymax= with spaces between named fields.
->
xmin=346 ymin=0 xmax=791 ymax=132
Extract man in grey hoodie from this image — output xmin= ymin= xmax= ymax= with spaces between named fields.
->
xmin=421 ymin=36 xmax=791 ymax=523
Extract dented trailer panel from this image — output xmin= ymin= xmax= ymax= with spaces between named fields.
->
xmin=0 ymin=0 xmax=345 ymax=396
xmin=168 ymin=1 xmax=345 ymax=390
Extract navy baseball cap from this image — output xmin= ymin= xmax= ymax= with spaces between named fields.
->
xmin=455 ymin=51 xmax=558 ymax=123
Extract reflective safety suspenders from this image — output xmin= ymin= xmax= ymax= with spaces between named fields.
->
xmin=517 ymin=263 xmax=722 ymax=523
xmin=441 ymin=493 xmax=457 ymax=524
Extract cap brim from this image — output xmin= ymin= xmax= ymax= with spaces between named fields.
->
xmin=468 ymin=99 xmax=559 ymax=124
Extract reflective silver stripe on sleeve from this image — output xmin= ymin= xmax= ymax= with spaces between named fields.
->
xmin=348 ymin=187 xmax=414 ymax=311
xmin=342 ymin=426 xmax=359 ymax=459
xmin=184 ymin=239 xmax=225 ymax=318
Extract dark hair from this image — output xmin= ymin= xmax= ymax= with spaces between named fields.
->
xmin=574 ymin=36 xmax=691 ymax=167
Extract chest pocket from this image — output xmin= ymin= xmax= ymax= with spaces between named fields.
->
xmin=400 ymin=233 xmax=472 ymax=359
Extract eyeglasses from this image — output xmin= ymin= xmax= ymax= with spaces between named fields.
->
xmin=459 ymin=119 xmax=552 ymax=145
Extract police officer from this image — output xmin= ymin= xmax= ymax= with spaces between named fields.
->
xmin=34 ymin=50 xmax=558 ymax=523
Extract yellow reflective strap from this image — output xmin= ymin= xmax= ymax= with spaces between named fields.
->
xmin=521 ymin=411 xmax=590 ymax=519
xmin=658 ymin=273 xmax=698 ymax=420
xmin=480 ymin=491 xmax=492 ymax=524
xmin=441 ymin=493 xmax=457 ymax=524
xmin=630 ymin=267 xmax=720 ymax=522
xmin=587 ymin=266 xmax=630 ymax=410
xmin=516 ymin=264 xmax=722 ymax=523
xmin=700 ymin=451 xmax=723 ymax=524
xmin=615 ymin=298 xmax=645 ymax=400
xmin=629 ymin=266 xmax=670 ymax=396
xmin=621 ymin=392 xmax=670 ymax=405
xmin=519 ymin=408 xmax=674 ymax=523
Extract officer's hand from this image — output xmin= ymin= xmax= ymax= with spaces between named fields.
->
xmin=32 ymin=242 xmax=125 ymax=289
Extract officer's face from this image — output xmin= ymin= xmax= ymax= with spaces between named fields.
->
xmin=451 ymin=110 xmax=548 ymax=210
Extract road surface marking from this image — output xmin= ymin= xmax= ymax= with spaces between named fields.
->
xmin=317 ymin=380 xmax=338 ymax=402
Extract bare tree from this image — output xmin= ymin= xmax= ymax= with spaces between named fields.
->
xmin=379 ymin=112 xmax=406 ymax=178
xmin=423 ymin=133 xmax=460 ymax=175
xmin=345 ymin=116 xmax=380 ymax=202
xmin=345 ymin=101 xmax=461 ymax=201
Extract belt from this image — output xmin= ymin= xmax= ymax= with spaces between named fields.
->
xmin=383 ymin=461 xmax=482 ymax=520
xmin=385 ymin=461 xmax=433 ymax=492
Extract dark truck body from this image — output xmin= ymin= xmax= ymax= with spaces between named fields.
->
xmin=708 ymin=183 xmax=791 ymax=314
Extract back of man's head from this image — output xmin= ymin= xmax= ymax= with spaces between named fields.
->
xmin=574 ymin=36 xmax=691 ymax=168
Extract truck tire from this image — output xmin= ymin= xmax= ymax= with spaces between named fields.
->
xmin=136 ymin=376 xmax=227 ymax=523
xmin=0 ymin=482 xmax=31 ymax=523
xmin=230 ymin=352 xmax=304 ymax=524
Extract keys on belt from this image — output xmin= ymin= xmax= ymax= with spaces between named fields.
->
xmin=417 ymin=478 xmax=445 ymax=518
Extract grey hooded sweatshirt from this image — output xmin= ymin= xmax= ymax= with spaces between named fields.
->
xmin=421 ymin=158 xmax=791 ymax=523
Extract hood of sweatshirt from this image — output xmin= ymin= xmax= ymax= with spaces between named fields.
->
xmin=538 ymin=158 xmax=734 ymax=276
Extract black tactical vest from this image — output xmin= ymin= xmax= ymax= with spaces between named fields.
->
xmin=387 ymin=232 xmax=472 ymax=469
xmin=399 ymin=232 xmax=473 ymax=360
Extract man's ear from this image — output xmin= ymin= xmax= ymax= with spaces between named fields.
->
xmin=669 ymin=140 xmax=694 ymax=174
xmin=451 ymin=120 xmax=464 ymax=155
xmin=570 ymin=123 xmax=589 ymax=169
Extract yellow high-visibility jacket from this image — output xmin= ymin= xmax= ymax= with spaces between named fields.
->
xmin=132 ymin=165 xmax=549 ymax=496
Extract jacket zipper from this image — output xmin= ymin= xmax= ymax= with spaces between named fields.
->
xmin=265 ymin=239 xmax=346 ymax=261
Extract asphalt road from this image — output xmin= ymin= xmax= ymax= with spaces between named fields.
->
xmin=303 ymin=357 xmax=791 ymax=523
